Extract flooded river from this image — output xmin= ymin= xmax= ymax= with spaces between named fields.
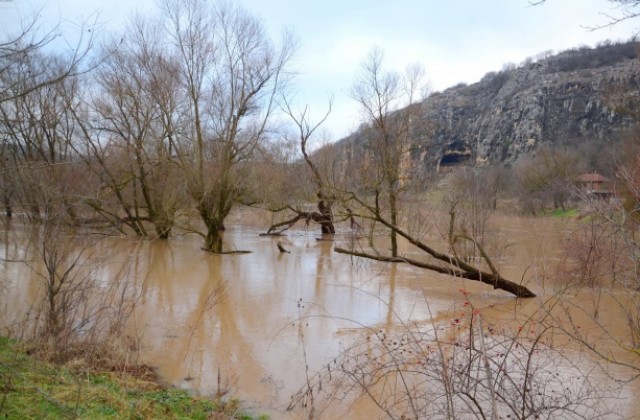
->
xmin=1 ymin=212 xmax=639 ymax=419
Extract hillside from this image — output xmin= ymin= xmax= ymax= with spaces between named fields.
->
xmin=338 ymin=41 xmax=640 ymax=171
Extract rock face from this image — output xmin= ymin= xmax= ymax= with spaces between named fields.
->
xmin=341 ymin=41 xmax=640 ymax=171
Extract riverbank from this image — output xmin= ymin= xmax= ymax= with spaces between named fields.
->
xmin=0 ymin=336 xmax=261 ymax=419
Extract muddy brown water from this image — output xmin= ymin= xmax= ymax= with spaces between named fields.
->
xmin=1 ymin=213 xmax=639 ymax=419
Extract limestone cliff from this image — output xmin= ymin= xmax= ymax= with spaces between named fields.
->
xmin=339 ymin=41 xmax=640 ymax=171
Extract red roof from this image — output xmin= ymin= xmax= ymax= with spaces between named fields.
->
xmin=577 ymin=173 xmax=608 ymax=183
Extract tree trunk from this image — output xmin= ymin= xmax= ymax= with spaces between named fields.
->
xmin=4 ymin=192 xmax=11 ymax=218
xmin=334 ymin=247 xmax=536 ymax=298
xmin=389 ymin=191 xmax=398 ymax=257
xmin=155 ymin=221 xmax=172 ymax=240
xmin=264 ymin=207 xmax=335 ymax=235
xmin=198 ymin=197 xmax=229 ymax=253
xmin=205 ymin=226 xmax=224 ymax=253
xmin=318 ymin=198 xmax=335 ymax=234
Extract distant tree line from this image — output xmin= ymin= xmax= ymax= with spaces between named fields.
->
xmin=543 ymin=40 xmax=638 ymax=73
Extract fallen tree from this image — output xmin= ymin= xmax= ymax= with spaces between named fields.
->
xmin=334 ymin=247 xmax=535 ymax=298
xmin=263 ymin=205 xmax=334 ymax=235
xmin=335 ymin=192 xmax=536 ymax=298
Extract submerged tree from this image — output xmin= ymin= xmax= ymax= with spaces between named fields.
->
xmin=0 ymin=12 xmax=93 ymax=105
xmin=0 ymin=51 xmax=87 ymax=222
xmin=262 ymin=100 xmax=341 ymax=236
xmin=0 ymin=12 xmax=94 ymax=221
xmin=72 ymin=17 xmax=186 ymax=238
xmin=288 ymin=102 xmax=337 ymax=235
xmin=160 ymin=0 xmax=295 ymax=252
xmin=350 ymin=48 xmax=427 ymax=257
xmin=444 ymin=166 xmax=508 ymax=261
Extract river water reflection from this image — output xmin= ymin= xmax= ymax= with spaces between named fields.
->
xmin=1 ymin=214 xmax=639 ymax=419
xmin=132 ymin=228 xmax=473 ymax=415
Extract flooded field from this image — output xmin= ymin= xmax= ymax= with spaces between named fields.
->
xmin=1 ymin=212 xmax=639 ymax=419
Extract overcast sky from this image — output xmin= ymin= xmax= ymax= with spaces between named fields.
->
xmin=1 ymin=0 xmax=638 ymax=138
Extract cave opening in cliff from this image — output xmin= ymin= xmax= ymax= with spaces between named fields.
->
xmin=439 ymin=152 xmax=472 ymax=167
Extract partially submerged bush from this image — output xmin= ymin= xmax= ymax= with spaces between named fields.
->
xmin=288 ymin=297 xmax=620 ymax=419
xmin=10 ymin=219 xmax=141 ymax=370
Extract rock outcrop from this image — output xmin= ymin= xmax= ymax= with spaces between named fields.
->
xmin=340 ymin=41 xmax=640 ymax=172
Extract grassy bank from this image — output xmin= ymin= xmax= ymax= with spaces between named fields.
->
xmin=0 ymin=336 xmax=258 ymax=419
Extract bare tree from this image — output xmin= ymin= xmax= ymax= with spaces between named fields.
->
xmin=0 ymin=10 xmax=94 ymax=104
xmin=0 ymin=9 xmax=95 ymax=224
xmin=260 ymin=100 xmax=344 ymax=236
xmin=75 ymin=18 xmax=186 ymax=238
xmin=540 ymin=129 xmax=640 ymax=381
xmin=513 ymin=146 xmax=582 ymax=214
xmin=350 ymin=48 xmax=427 ymax=257
xmin=0 ymin=51 xmax=87 ymax=222
xmin=445 ymin=167 xmax=506 ymax=262
xmin=15 ymin=200 xmax=140 ymax=360
xmin=287 ymin=102 xmax=337 ymax=234
xmin=160 ymin=0 xmax=295 ymax=252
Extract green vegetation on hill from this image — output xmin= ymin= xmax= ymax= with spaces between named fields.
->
xmin=0 ymin=336 xmax=257 ymax=419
